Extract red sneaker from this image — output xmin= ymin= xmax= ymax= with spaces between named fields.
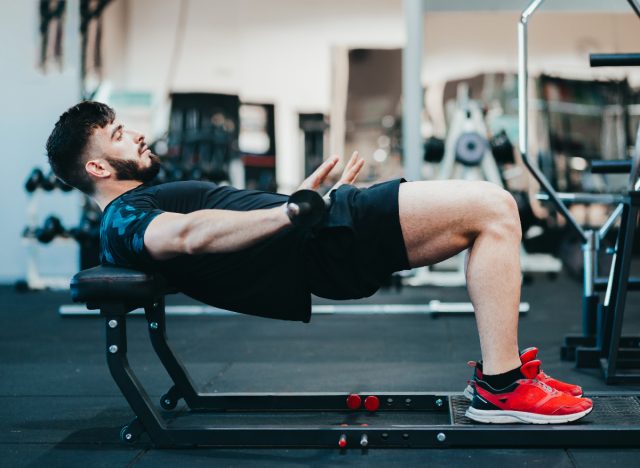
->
xmin=465 ymin=360 xmax=593 ymax=424
xmin=463 ymin=347 xmax=583 ymax=400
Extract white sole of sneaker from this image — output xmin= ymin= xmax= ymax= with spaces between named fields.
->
xmin=463 ymin=385 xmax=474 ymax=400
xmin=464 ymin=405 xmax=593 ymax=424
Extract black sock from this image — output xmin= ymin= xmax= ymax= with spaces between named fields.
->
xmin=481 ymin=366 xmax=524 ymax=390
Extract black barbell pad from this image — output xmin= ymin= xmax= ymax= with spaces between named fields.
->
xmin=590 ymin=160 xmax=632 ymax=174
xmin=590 ymin=53 xmax=640 ymax=68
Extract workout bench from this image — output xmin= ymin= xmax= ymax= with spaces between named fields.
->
xmin=70 ymin=265 xmax=640 ymax=448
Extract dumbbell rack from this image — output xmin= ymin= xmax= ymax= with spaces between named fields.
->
xmin=21 ymin=185 xmax=73 ymax=291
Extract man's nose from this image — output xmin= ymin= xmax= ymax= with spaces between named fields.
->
xmin=128 ymin=129 xmax=145 ymax=143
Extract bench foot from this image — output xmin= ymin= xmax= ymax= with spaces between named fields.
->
xmin=160 ymin=385 xmax=181 ymax=411
xmin=120 ymin=418 xmax=145 ymax=444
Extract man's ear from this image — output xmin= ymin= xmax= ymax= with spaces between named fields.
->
xmin=85 ymin=159 xmax=112 ymax=179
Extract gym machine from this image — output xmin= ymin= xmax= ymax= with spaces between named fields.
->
xmin=519 ymin=0 xmax=640 ymax=382
xmin=69 ymin=265 xmax=640 ymax=448
xmin=239 ymin=103 xmax=277 ymax=192
xmin=158 ymin=93 xmax=241 ymax=186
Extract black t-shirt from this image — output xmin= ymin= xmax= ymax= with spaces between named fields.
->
xmin=99 ymin=181 xmax=311 ymax=322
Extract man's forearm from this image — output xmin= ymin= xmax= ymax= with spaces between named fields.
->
xmin=183 ymin=206 xmax=291 ymax=254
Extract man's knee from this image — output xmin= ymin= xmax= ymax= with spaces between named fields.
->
xmin=477 ymin=184 xmax=522 ymax=241
xmin=459 ymin=181 xmax=521 ymax=240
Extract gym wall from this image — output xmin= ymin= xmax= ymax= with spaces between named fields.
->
xmin=423 ymin=11 xmax=640 ymax=85
xmin=0 ymin=0 xmax=82 ymax=283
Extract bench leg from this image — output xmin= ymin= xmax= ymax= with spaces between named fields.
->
xmin=103 ymin=303 xmax=173 ymax=446
xmin=144 ymin=298 xmax=203 ymax=409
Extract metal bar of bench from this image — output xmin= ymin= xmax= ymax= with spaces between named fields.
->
xmin=99 ymin=298 xmax=640 ymax=449
xmin=144 ymin=297 xmax=449 ymax=412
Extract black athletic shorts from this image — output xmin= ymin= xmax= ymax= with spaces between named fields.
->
xmin=303 ymin=178 xmax=410 ymax=300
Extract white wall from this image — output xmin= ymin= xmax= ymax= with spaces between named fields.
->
xmin=422 ymin=11 xmax=640 ymax=85
xmin=423 ymin=0 xmax=634 ymax=13
xmin=0 ymin=0 xmax=82 ymax=283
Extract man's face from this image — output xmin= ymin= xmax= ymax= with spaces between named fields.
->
xmin=89 ymin=120 xmax=161 ymax=183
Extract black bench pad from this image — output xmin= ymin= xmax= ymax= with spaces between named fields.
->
xmin=71 ymin=265 xmax=168 ymax=304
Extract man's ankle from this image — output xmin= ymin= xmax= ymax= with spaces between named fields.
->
xmin=481 ymin=366 xmax=524 ymax=390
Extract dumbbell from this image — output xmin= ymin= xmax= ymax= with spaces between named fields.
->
xmin=25 ymin=168 xmax=45 ymax=193
xmin=490 ymin=130 xmax=515 ymax=165
xmin=423 ymin=136 xmax=445 ymax=163
xmin=35 ymin=215 xmax=66 ymax=243
xmin=40 ymin=172 xmax=58 ymax=191
xmin=286 ymin=190 xmax=331 ymax=228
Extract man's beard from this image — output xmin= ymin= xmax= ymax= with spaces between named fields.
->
xmin=106 ymin=154 xmax=161 ymax=183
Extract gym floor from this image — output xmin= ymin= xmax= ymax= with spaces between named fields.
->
xmin=2 ymin=272 xmax=640 ymax=467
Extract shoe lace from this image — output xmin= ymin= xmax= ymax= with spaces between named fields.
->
xmin=531 ymin=379 xmax=556 ymax=393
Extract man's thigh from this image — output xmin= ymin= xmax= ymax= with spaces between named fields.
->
xmin=398 ymin=180 xmax=507 ymax=268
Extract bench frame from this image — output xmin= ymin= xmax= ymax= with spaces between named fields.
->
xmin=92 ymin=295 xmax=640 ymax=448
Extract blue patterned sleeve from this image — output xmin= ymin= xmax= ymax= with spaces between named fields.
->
xmin=99 ymin=198 xmax=164 ymax=269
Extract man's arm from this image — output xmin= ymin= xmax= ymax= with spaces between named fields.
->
xmin=144 ymin=151 xmax=365 ymax=261
xmin=144 ymin=206 xmax=290 ymax=260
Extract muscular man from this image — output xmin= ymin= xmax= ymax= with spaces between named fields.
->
xmin=46 ymin=101 xmax=592 ymax=424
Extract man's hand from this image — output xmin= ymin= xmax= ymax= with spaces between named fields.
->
xmin=296 ymin=151 xmax=365 ymax=193
xmin=330 ymin=151 xmax=365 ymax=192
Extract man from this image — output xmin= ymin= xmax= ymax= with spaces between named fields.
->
xmin=46 ymin=101 xmax=592 ymax=424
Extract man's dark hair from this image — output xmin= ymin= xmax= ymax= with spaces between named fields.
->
xmin=46 ymin=101 xmax=115 ymax=195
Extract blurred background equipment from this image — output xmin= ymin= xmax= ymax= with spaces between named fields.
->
xmin=300 ymin=113 xmax=329 ymax=179
xmin=341 ymin=48 xmax=404 ymax=182
xmin=239 ymin=103 xmax=277 ymax=191
xmin=407 ymin=80 xmax=562 ymax=291
xmin=19 ymin=167 xmax=79 ymax=291
xmin=519 ymin=0 xmax=640 ymax=383
xmin=39 ymin=0 xmax=66 ymax=71
xmin=164 ymin=92 xmax=240 ymax=186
